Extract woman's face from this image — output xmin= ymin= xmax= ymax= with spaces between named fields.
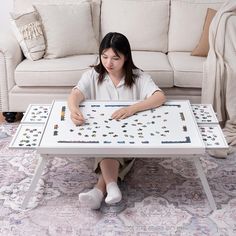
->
xmin=101 ymin=48 xmax=126 ymax=75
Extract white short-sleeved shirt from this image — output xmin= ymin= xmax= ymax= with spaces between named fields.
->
xmin=75 ymin=68 xmax=161 ymax=100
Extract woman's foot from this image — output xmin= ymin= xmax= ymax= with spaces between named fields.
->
xmin=105 ymin=182 xmax=122 ymax=204
xmin=79 ymin=187 xmax=104 ymax=210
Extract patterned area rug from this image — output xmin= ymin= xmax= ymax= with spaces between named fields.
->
xmin=0 ymin=122 xmax=236 ymax=235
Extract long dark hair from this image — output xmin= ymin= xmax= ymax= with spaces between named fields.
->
xmin=94 ymin=32 xmax=139 ymax=88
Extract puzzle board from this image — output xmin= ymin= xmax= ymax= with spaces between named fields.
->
xmin=21 ymin=104 xmax=51 ymax=123
xmin=38 ymin=100 xmax=205 ymax=156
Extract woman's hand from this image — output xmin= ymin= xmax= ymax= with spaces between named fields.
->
xmin=111 ymin=106 xmax=136 ymax=120
xmin=70 ymin=107 xmax=85 ymax=126
xmin=67 ymin=88 xmax=85 ymax=126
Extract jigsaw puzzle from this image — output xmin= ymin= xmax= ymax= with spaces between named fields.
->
xmin=9 ymin=100 xmax=228 ymax=151
xmin=39 ymin=100 xmax=205 ymax=154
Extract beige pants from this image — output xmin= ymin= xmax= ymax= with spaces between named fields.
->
xmin=94 ymin=158 xmax=135 ymax=181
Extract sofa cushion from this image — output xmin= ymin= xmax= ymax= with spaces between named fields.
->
xmin=34 ymin=2 xmax=98 ymax=58
xmin=168 ymin=52 xmax=206 ymax=88
xmin=15 ymin=55 xmax=98 ymax=86
xmin=132 ymin=51 xmax=173 ymax=88
xmin=101 ymin=0 xmax=170 ymax=52
xmin=14 ymin=51 xmax=174 ymax=88
xmin=169 ymin=0 xmax=224 ymax=52
xmin=13 ymin=0 xmax=101 ymax=42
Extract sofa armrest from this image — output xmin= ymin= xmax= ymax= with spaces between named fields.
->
xmin=0 ymin=30 xmax=23 ymax=111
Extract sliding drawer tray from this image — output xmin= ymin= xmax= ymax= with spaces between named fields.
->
xmin=9 ymin=103 xmax=51 ymax=149
xmin=21 ymin=104 xmax=51 ymax=124
xmin=191 ymin=104 xmax=218 ymax=124
xmin=9 ymin=123 xmax=45 ymax=149
xmin=198 ymin=123 xmax=228 ymax=150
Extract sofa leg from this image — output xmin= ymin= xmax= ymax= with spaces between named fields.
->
xmin=3 ymin=112 xmax=18 ymax=123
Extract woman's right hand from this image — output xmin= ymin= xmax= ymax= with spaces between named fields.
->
xmin=70 ymin=107 xmax=85 ymax=126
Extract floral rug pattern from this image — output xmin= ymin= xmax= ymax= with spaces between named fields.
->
xmin=0 ymin=122 xmax=236 ymax=235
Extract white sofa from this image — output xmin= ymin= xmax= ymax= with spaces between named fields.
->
xmin=0 ymin=0 xmax=231 ymax=122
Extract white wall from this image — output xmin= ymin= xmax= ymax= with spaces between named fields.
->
xmin=0 ymin=0 xmax=14 ymax=31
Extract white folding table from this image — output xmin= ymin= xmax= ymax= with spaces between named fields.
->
xmin=9 ymin=100 xmax=228 ymax=210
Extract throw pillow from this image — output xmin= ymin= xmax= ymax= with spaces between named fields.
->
xmin=34 ymin=2 xmax=98 ymax=59
xmin=101 ymin=0 xmax=169 ymax=52
xmin=10 ymin=10 xmax=46 ymax=61
xmin=191 ymin=8 xmax=217 ymax=57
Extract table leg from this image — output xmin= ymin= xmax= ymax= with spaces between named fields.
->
xmin=22 ymin=154 xmax=48 ymax=209
xmin=193 ymin=157 xmax=217 ymax=211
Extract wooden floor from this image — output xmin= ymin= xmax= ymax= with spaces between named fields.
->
xmin=0 ymin=113 xmax=4 ymax=123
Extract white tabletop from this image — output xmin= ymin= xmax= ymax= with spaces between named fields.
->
xmin=37 ymin=100 xmax=205 ymax=156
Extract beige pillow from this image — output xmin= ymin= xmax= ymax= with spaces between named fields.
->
xmin=101 ymin=0 xmax=169 ymax=52
xmin=191 ymin=8 xmax=217 ymax=57
xmin=13 ymin=0 xmax=101 ymax=43
xmin=10 ymin=9 xmax=46 ymax=61
xmin=34 ymin=2 xmax=98 ymax=59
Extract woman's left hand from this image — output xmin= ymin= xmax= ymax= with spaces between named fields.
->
xmin=111 ymin=106 xmax=136 ymax=120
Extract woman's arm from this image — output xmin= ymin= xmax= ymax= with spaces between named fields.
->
xmin=112 ymin=90 xmax=166 ymax=120
xmin=130 ymin=90 xmax=166 ymax=113
xmin=67 ymin=88 xmax=86 ymax=125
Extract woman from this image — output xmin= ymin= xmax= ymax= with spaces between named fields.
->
xmin=68 ymin=32 xmax=166 ymax=209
